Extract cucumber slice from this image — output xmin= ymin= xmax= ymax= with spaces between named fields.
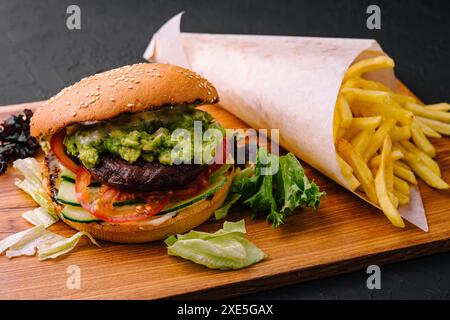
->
xmin=61 ymin=205 xmax=101 ymax=223
xmin=159 ymin=176 xmax=228 ymax=215
xmin=56 ymin=180 xmax=136 ymax=207
xmin=60 ymin=164 xmax=76 ymax=182
xmin=56 ymin=180 xmax=100 ymax=207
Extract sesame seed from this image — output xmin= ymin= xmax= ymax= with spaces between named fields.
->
xmin=66 ymin=102 xmax=71 ymax=106
xmin=128 ymin=85 xmax=133 ymax=89
xmin=127 ymin=103 xmax=134 ymax=107
xmin=50 ymin=107 xmax=55 ymax=112
xmin=110 ymin=97 xmax=115 ymax=102
xmin=72 ymin=112 xmax=77 ymax=117
xmin=134 ymin=80 xmax=140 ymax=84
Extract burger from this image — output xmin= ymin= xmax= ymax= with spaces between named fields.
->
xmin=30 ymin=63 xmax=233 ymax=243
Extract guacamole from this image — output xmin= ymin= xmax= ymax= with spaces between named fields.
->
xmin=64 ymin=105 xmax=224 ymax=168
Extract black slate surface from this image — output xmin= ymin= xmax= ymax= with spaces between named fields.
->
xmin=0 ymin=0 xmax=449 ymax=299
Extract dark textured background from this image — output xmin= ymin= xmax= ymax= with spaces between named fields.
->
xmin=0 ymin=0 xmax=449 ymax=299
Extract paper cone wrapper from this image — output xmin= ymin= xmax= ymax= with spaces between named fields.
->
xmin=143 ymin=13 xmax=428 ymax=231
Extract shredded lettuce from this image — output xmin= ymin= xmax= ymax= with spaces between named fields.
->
xmin=165 ymin=220 xmax=266 ymax=270
xmin=0 ymin=225 xmax=100 ymax=260
xmin=215 ymin=149 xmax=325 ymax=227
xmin=13 ymin=158 xmax=57 ymax=220
xmin=38 ymin=231 xmax=100 ymax=260
xmin=22 ymin=207 xmax=58 ymax=228
xmin=0 ymin=158 xmax=100 ymax=261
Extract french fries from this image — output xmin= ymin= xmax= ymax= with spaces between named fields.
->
xmin=374 ymin=136 xmax=405 ymax=227
xmin=410 ymin=121 xmax=436 ymax=157
xmin=350 ymin=116 xmax=383 ymax=131
xmin=405 ymin=102 xmax=450 ymax=123
xmin=336 ymin=139 xmax=378 ymax=203
xmin=415 ymin=116 xmax=450 ymax=136
xmin=415 ymin=118 xmax=442 ymax=138
xmin=391 ymin=125 xmax=411 ymax=141
xmin=351 ymin=129 xmax=373 ymax=154
xmin=362 ymin=118 xmax=396 ymax=162
xmin=336 ymin=93 xmax=353 ymax=128
xmin=343 ymin=56 xmax=395 ymax=81
xmin=425 ymin=103 xmax=450 ymax=112
xmin=334 ymin=55 xmax=449 ymax=228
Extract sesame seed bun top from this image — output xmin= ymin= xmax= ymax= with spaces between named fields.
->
xmin=30 ymin=63 xmax=219 ymax=137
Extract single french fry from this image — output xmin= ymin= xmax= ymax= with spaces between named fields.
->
xmin=350 ymin=116 xmax=383 ymax=131
xmin=352 ymin=102 xmax=413 ymax=126
xmin=389 ymin=191 xmax=399 ymax=209
xmin=415 ymin=118 xmax=442 ymax=138
xmin=425 ymin=103 xmax=450 ymax=112
xmin=336 ymin=138 xmax=378 ymax=203
xmin=393 ymin=189 xmax=409 ymax=206
xmin=351 ymin=129 xmax=374 ymax=155
xmin=341 ymin=88 xmax=391 ymax=105
xmin=333 ymin=111 xmax=341 ymax=142
xmin=389 ymin=92 xmax=417 ymax=106
xmin=411 ymin=121 xmax=436 ymax=157
xmin=369 ymin=150 xmax=403 ymax=168
xmin=386 ymin=153 xmax=394 ymax=193
xmin=336 ymin=93 xmax=353 ymax=128
xmin=337 ymin=154 xmax=353 ymax=176
xmin=344 ymin=56 xmax=395 ymax=81
xmin=393 ymin=176 xmax=410 ymax=196
xmin=346 ymin=173 xmax=361 ymax=191
xmin=400 ymin=140 xmax=440 ymax=176
xmin=406 ymin=161 xmax=449 ymax=190
xmin=393 ymin=161 xmax=417 ymax=184
xmin=363 ymin=118 xmax=396 ymax=162
xmin=374 ymin=136 xmax=405 ymax=227
xmin=390 ymin=125 xmax=411 ymax=141
xmin=415 ymin=116 xmax=450 ymax=136
xmin=344 ymin=77 xmax=390 ymax=92
xmin=404 ymin=102 xmax=450 ymax=123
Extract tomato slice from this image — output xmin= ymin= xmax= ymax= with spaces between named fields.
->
xmin=75 ymin=167 xmax=171 ymax=223
xmin=50 ymin=130 xmax=79 ymax=173
xmin=91 ymin=192 xmax=171 ymax=223
xmin=75 ymin=167 xmax=95 ymax=212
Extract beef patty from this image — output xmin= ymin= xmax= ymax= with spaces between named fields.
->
xmin=88 ymin=155 xmax=206 ymax=192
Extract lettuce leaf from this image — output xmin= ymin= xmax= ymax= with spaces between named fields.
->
xmin=38 ymin=231 xmax=100 ymax=260
xmin=214 ymin=194 xmax=241 ymax=220
xmin=22 ymin=207 xmax=58 ymax=228
xmin=165 ymin=220 xmax=266 ymax=270
xmin=0 ymin=225 xmax=100 ymax=260
xmin=13 ymin=158 xmax=57 ymax=220
xmin=215 ymin=149 xmax=325 ymax=227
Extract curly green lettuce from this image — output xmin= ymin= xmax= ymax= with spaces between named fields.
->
xmin=216 ymin=149 xmax=325 ymax=228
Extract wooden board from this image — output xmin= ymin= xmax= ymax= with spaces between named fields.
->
xmin=1 ymin=85 xmax=449 ymax=300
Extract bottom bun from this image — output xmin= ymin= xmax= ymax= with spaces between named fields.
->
xmin=58 ymin=172 xmax=232 ymax=243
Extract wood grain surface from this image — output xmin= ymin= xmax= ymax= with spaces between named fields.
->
xmin=0 ymin=85 xmax=449 ymax=299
